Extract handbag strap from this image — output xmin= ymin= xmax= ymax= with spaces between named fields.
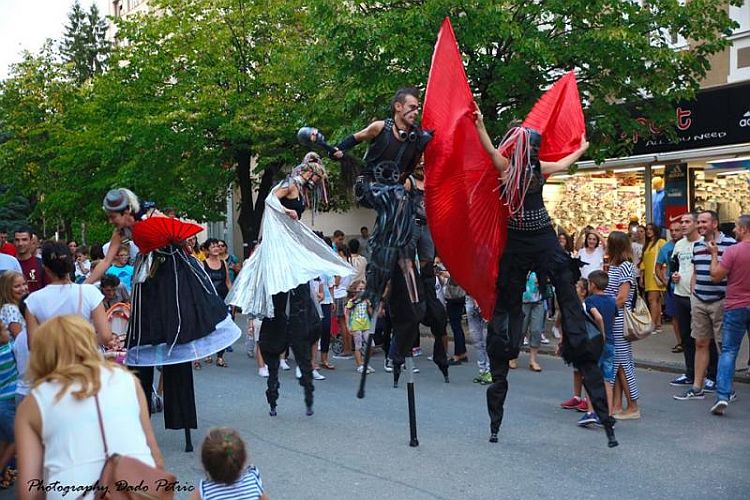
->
xmin=78 ymin=285 xmax=84 ymax=317
xmin=93 ymin=394 xmax=110 ymax=458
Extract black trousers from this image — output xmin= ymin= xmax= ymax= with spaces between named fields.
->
xmin=135 ymin=363 xmax=197 ymax=430
xmin=420 ymin=263 xmax=449 ymax=372
xmin=258 ymin=284 xmax=320 ymax=410
xmin=486 ymin=241 xmax=611 ymax=433
xmin=674 ymin=295 xmax=695 ymax=380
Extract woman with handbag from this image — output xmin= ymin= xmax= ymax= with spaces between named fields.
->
xmin=15 ymin=315 xmax=168 ymax=500
xmin=604 ymin=231 xmax=641 ymax=420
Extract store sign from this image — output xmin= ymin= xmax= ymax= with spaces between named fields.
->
xmin=631 ymin=83 xmax=750 ymax=155
xmin=664 ymin=163 xmax=689 ymax=222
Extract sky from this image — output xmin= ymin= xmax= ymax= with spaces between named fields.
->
xmin=0 ymin=0 xmax=109 ymax=79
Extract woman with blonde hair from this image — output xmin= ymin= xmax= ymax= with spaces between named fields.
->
xmin=604 ymin=231 xmax=641 ymax=420
xmin=15 ymin=315 xmax=164 ymax=500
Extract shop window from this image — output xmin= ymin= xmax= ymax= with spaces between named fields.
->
xmin=693 ymin=169 xmax=750 ymax=221
xmin=544 ymin=171 xmax=647 ymax=236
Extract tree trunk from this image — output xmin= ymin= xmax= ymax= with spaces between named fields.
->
xmin=235 ymin=147 xmax=255 ymax=247
xmin=235 ymin=148 xmax=281 ymax=252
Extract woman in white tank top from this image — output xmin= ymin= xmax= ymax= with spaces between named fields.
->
xmin=15 ymin=316 xmax=163 ymax=500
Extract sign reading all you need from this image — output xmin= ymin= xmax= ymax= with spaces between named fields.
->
xmin=631 ymin=82 xmax=750 ymax=155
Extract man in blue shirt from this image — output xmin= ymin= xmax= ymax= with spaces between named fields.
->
xmin=656 ymin=218 xmax=683 ymax=353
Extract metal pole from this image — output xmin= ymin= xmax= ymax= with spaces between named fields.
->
xmin=405 ymin=357 xmax=419 ymax=447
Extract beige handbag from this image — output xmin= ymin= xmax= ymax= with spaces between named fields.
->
xmin=623 ymin=290 xmax=654 ymax=341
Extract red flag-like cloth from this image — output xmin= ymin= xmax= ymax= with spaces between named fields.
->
xmin=422 ymin=18 xmax=507 ymax=320
xmin=523 ymin=71 xmax=585 ymax=161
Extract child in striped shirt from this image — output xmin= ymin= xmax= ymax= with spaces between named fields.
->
xmin=192 ymin=427 xmax=267 ymax=500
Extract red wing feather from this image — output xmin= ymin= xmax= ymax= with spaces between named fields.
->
xmin=131 ymin=217 xmax=203 ymax=254
xmin=422 ymin=18 xmax=507 ymax=321
xmin=522 ymin=71 xmax=585 ymax=161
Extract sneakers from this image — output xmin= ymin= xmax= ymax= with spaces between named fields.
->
xmin=669 ymin=374 xmax=693 ymax=386
xmin=333 ymin=353 xmax=353 ymax=360
xmin=280 ymin=359 xmax=291 ymax=371
xmin=577 ymin=412 xmax=600 ymax=427
xmin=540 ymin=334 xmax=550 ymax=345
xmin=412 ymin=347 xmax=423 ymax=357
xmin=576 ymin=398 xmax=590 ymax=412
xmin=552 ymin=326 xmax=562 ymax=339
xmin=703 ymin=379 xmax=716 ymax=393
xmin=384 ymin=358 xmax=393 ymax=372
xmin=295 ymin=366 xmax=302 ymax=379
xmin=258 ymin=366 xmax=269 ymax=378
xmin=356 ymin=365 xmax=375 ymax=374
xmin=312 ymin=369 xmax=326 ymax=380
xmin=710 ymin=400 xmax=728 ymax=416
xmin=412 ymin=366 xmax=420 ymax=374
xmin=474 ymin=371 xmax=492 ymax=385
xmin=673 ymin=387 xmax=705 ymax=400
xmin=523 ymin=337 xmax=529 ymax=346
xmin=560 ymin=396 xmax=583 ymax=410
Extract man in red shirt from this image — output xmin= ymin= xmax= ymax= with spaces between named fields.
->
xmin=14 ymin=227 xmax=47 ymax=292
xmin=708 ymin=214 xmax=750 ymax=415
xmin=0 ymin=229 xmax=16 ymax=256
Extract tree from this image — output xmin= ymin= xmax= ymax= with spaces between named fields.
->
xmin=77 ymin=0 xmax=325 ymax=243
xmin=308 ymin=0 xmax=741 ymax=160
xmin=60 ymin=1 xmax=110 ymax=84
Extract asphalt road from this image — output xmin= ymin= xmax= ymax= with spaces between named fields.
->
xmin=5 ymin=338 xmax=750 ymax=499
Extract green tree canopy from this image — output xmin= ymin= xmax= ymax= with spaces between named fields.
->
xmin=0 ymin=0 xmax=741 ymax=244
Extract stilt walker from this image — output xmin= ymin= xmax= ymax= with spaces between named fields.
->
xmin=299 ymin=87 xmax=439 ymax=445
xmin=226 ymin=154 xmax=354 ymax=417
xmin=422 ymin=19 xmax=617 ymax=448
xmin=87 ymin=189 xmax=242 ymax=452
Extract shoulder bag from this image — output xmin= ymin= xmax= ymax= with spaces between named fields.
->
xmin=623 ymin=285 xmax=653 ymax=342
xmin=84 ymin=394 xmax=176 ymax=499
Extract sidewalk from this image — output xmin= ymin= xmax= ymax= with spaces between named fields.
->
xmin=422 ymin=319 xmax=750 ymax=383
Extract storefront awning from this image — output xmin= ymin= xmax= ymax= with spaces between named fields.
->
xmin=577 ymin=142 xmax=750 ymax=170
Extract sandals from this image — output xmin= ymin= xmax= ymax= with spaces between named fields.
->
xmin=216 ymin=358 xmax=228 ymax=368
xmin=204 ymin=356 xmax=213 ymax=364
xmin=321 ymin=362 xmax=336 ymax=370
xmin=671 ymin=344 xmax=684 ymax=353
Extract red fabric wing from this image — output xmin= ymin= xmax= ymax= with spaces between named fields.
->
xmin=522 ymin=71 xmax=585 ymax=161
xmin=423 ymin=18 xmax=507 ymax=321
xmin=131 ymin=217 xmax=203 ymax=254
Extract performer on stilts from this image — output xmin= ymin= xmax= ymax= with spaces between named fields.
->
xmin=404 ymin=159 xmax=450 ymax=383
xmin=473 ymin=110 xmax=618 ymax=447
xmin=87 ymin=188 xmax=241 ymax=452
xmin=226 ymin=153 xmax=354 ymax=417
xmin=299 ymin=87 xmax=443 ymax=446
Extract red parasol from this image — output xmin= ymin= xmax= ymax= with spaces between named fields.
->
xmin=131 ymin=217 xmax=203 ymax=254
xmin=422 ymin=18 xmax=507 ymax=320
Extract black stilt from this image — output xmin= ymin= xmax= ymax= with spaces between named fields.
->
xmin=357 ymin=334 xmax=375 ymax=399
xmin=406 ymin=358 xmax=419 ymax=447
xmin=605 ymin=419 xmax=619 ymax=448
xmin=393 ymin=362 xmax=401 ymax=388
xmin=184 ymin=428 xmax=193 ymax=452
